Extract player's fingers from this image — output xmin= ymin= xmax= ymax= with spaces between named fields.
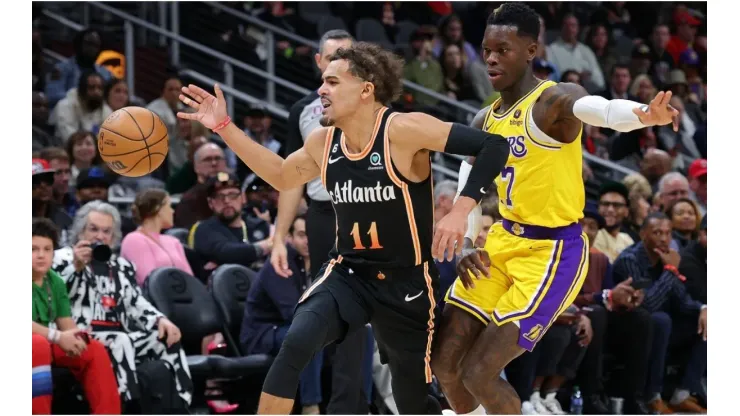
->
xmin=188 ymin=84 xmax=213 ymax=100
xmin=177 ymin=111 xmax=199 ymax=121
xmin=179 ymin=94 xmax=201 ymax=110
xmin=672 ymin=111 xmax=680 ymax=132
xmin=214 ymin=83 xmax=226 ymax=103
xmin=480 ymin=251 xmax=492 ymax=270
xmin=470 ymin=254 xmax=489 ymax=278
xmin=446 ymin=234 xmax=458 ymax=262
xmin=434 ymin=232 xmax=449 ymax=262
xmin=661 ymin=90 xmax=672 ymax=106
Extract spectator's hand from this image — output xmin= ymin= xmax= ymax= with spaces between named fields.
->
xmin=556 ymin=311 xmax=579 ymax=326
xmin=178 ymin=84 xmax=228 ymax=130
xmin=58 ymin=329 xmax=88 ymax=357
xmin=631 ymin=289 xmax=645 ymax=308
xmin=270 ymin=238 xmax=292 ymax=278
xmin=253 ymin=207 xmax=272 ymax=223
xmin=455 ymin=242 xmax=491 ymax=290
xmin=73 ymin=240 xmax=92 ymax=272
xmin=698 ymin=308 xmax=707 ymax=341
xmin=654 ymin=248 xmax=681 ymax=268
xmin=611 ymin=277 xmax=636 ymax=309
xmin=157 ymin=318 xmax=182 ymax=347
xmin=575 ymin=314 xmax=593 ymax=347
xmin=204 ymin=261 xmax=219 ymax=271
xmin=633 ymin=91 xmax=680 ymax=132
xmin=257 ymin=237 xmax=274 ymax=256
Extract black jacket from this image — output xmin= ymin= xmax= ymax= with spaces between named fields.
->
xmin=679 ymin=240 xmax=707 ymax=305
xmin=191 ymin=216 xmax=269 ymax=267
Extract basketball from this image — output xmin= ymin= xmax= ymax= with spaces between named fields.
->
xmin=97 ymin=107 xmax=169 ymax=177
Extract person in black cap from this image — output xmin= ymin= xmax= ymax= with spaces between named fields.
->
xmin=75 ymin=166 xmax=114 ymax=207
xmin=594 ymin=181 xmax=635 ymax=262
xmin=189 ymin=171 xmax=273 ymax=270
xmin=33 ymin=158 xmax=73 ymax=246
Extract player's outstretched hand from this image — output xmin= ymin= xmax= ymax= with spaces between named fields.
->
xmin=455 ymin=248 xmax=491 ymax=290
xmin=633 ymin=90 xmax=680 ymax=132
xmin=433 ymin=209 xmax=468 ymax=262
xmin=177 ymin=83 xmax=228 ymax=130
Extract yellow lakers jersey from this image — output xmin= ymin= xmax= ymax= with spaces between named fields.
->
xmin=483 ymin=80 xmax=584 ymax=228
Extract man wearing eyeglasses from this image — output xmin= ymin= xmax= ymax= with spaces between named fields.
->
xmin=593 ymin=182 xmax=635 ymax=262
xmin=174 ymin=143 xmax=228 ymax=229
xmin=190 ymin=171 xmax=273 ymax=269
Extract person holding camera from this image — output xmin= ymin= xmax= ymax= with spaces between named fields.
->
xmin=32 ymin=218 xmax=120 ymax=415
xmin=52 ymin=201 xmax=193 ymax=406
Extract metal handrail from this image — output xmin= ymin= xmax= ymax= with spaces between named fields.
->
xmin=42 ymin=48 xmax=67 ymax=63
xmin=206 ymin=2 xmax=480 ymax=114
xmin=41 ymin=8 xmax=84 ymax=31
xmin=83 ymin=2 xmax=311 ymax=97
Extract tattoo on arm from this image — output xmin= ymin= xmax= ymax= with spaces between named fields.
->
xmin=295 ymin=165 xmax=310 ymax=176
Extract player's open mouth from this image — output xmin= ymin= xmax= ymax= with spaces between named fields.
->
xmin=488 ymin=72 xmax=503 ymax=81
xmin=321 ymin=99 xmax=331 ymax=113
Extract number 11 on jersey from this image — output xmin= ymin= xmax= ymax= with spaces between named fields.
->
xmin=351 ymin=222 xmax=383 ymax=250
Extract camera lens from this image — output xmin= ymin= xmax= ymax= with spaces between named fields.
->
xmin=90 ymin=242 xmax=112 ymax=263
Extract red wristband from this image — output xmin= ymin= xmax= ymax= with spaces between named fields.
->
xmin=212 ymin=116 xmax=232 ymax=132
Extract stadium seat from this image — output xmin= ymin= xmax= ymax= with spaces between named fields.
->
xmin=209 ymin=264 xmax=257 ymax=354
xmin=318 ymin=15 xmax=348 ymax=35
xmin=355 ymin=18 xmax=394 ymax=50
xmin=164 ymin=227 xmax=189 ymax=245
xmin=394 ymin=20 xmax=419 ymax=45
xmin=143 ymin=267 xmax=273 ymax=379
xmin=298 ymin=2 xmax=331 ymax=25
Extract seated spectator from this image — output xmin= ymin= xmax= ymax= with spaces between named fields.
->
xmin=624 ymin=188 xmax=651 ymax=242
xmin=535 ymin=14 xmax=560 ymax=82
xmin=666 ymin=10 xmax=701 ymax=66
xmin=241 ymin=175 xmax=277 ymax=238
xmin=432 ymin=180 xmax=458 ymax=299
xmin=404 ymin=29 xmax=444 ymax=109
xmin=612 ymin=213 xmax=707 ymax=414
xmin=166 ymin=134 xmax=208 ymax=195
xmin=585 ymin=23 xmax=617 ymax=82
xmin=104 ymin=78 xmax=132 ymax=112
xmin=687 ymin=158 xmax=707 ymax=215
xmin=52 ymin=201 xmax=193 ymax=405
xmin=33 ymin=91 xmax=59 ymax=152
xmin=44 ymin=28 xmax=113 ymax=108
xmin=657 ymin=95 xmax=702 ymax=161
xmin=533 ymin=58 xmax=556 ymax=82
xmin=631 ymin=74 xmax=658 ymax=105
xmin=658 ymin=172 xmax=690 ymax=211
xmin=38 ymin=147 xmax=77 ymax=218
xmin=73 ymin=167 xmax=140 ymax=240
xmin=665 ymin=198 xmax=701 ymax=251
xmin=508 ymin=307 xmax=592 ymax=415
xmin=148 ymin=75 xmax=186 ymax=174
xmin=574 ymin=209 xmax=653 ymax=415
xmin=32 ymin=218 xmax=120 ymax=415
xmin=638 ymin=148 xmax=672 ymax=193
xmin=560 ymin=70 xmax=581 ymax=85
xmin=235 ymin=107 xmax=281 ymax=180
xmin=680 ymin=215 xmax=707 ymax=305
xmin=593 ymin=182 xmax=634 ymax=262
xmin=190 ymin=172 xmax=272 ymax=269
xmin=33 ymin=158 xmax=72 ymax=246
xmin=597 ymin=64 xmax=638 ymax=138
xmin=439 ymin=43 xmax=478 ymax=102
xmin=66 ymin=130 xmax=103 ymax=190
xmin=623 ymin=172 xmax=653 ymax=201
xmin=174 ymin=143 xmax=227 ymax=229
xmin=432 ymin=14 xmax=478 ymax=62
xmin=50 ymin=70 xmax=112 ymax=143
xmin=649 ymin=24 xmax=674 ymax=87
xmin=546 ymin=14 xmax=605 ymax=93
xmin=630 ymin=43 xmax=653 ymax=78
xmin=241 ymin=215 xmax=371 ymax=414
xmin=120 ymin=189 xmax=192 ymax=286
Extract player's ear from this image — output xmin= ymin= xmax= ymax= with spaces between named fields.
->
xmin=361 ymin=81 xmax=375 ymax=100
xmin=527 ymin=41 xmax=538 ymax=63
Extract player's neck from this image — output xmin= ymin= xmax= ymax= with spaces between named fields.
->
xmin=499 ymin=72 xmax=540 ymax=108
xmin=337 ymin=103 xmax=384 ymax=154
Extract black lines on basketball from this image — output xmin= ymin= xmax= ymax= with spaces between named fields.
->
xmin=100 ymin=106 xmax=169 ymax=177
xmin=120 ymin=108 xmax=149 ymax=141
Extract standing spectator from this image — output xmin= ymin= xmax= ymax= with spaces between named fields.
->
xmin=174 ymin=143 xmax=227 ymax=229
xmin=687 ymin=158 xmax=707 ymax=215
xmin=593 ymin=182 xmax=635 ymax=262
xmin=148 ymin=75 xmax=186 ymax=173
xmin=666 ymin=10 xmax=701 ymax=65
xmin=574 ymin=209 xmax=654 ymax=415
xmin=190 ymin=172 xmax=273 ymax=269
xmin=585 ymin=24 xmax=617 ymax=81
xmin=44 ymin=28 xmax=113 ymax=108
xmin=104 ymin=78 xmax=131 ymax=112
xmin=65 ymin=131 xmax=103 ymax=189
xmin=439 ymin=44 xmax=478 ymax=103
xmin=680 ymin=215 xmax=706 ymax=305
xmin=33 ymin=159 xmax=72 ymax=246
xmin=665 ymin=198 xmax=701 ymax=251
xmin=658 ymin=172 xmax=691 ymax=211
xmin=32 ymin=91 xmax=58 ymax=152
xmin=404 ymin=28 xmax=444 ymax=109
xmin=50 ymin=71 xmax=112 ymax=142
xmin=612 ymin=213 xmax=707 ymax=414
xmin=546 ymin=13 xmax=605 ymax=92
xmin=432 ymin=15 xmax=479 ymax=62
xmin=433 ymin=180 xmax=457 ymax=223
xmin=53 ymin=201 xmax=193 ymax=405
xmin=32 ymin=218 xmax=121 ymax=415
xmin=39 ymin=147 xmax=76 ymax=217
xmin=650 ymin=24 xmax=675 ymax=87
xmin=120 ymin=189 xmax=193 ymax=286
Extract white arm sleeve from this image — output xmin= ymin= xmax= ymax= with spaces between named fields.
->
xmin=572 ymin=95 xmax=647 ymax=133
xmin=454 ymin=160 xmax=482 ymax=243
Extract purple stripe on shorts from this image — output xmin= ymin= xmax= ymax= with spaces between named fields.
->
xmin=516 ymin=235 xmax=587 ymax=351
xmin=502 ymin=220 xmax=583 ymax=240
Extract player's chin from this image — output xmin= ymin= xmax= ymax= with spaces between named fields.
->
xmin=319 ymin=116 xmax=335 ymax=127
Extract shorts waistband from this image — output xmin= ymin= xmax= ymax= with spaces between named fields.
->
xmin=502 ymin=219 xmax=582 ymax=240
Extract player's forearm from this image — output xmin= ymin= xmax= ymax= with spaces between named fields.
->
xmin=274 ymin=186 xmax=304 ymax=242
xmin=454 ymin=160 xmax=483 ymax=243
xmin=217 ymin=123 xmax=291 ymax=190
xmin=572 ymin=96 xmax=648 ymax=133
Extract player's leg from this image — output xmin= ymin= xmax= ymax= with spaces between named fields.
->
xmin=461 ymin=230 xmax=589 ymax=414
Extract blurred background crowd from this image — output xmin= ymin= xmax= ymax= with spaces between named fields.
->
xmin=31 ymin=1 xmax=707 ymax=415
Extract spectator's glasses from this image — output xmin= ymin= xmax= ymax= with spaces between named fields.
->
xmin=85 ymin=224 xmax=114 ymax=238
xmin=32 ymin=175 xmax=54 ymax=187
xmin=663 ymin=189 xmax=690 ymax=198
xmin=210 ymin=192 xmax=241 ymax=203
xmin=599 ymin=201 xmax=627 ymax=209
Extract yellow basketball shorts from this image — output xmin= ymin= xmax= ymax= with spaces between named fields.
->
xmin=444 ymin=220 xmax=589 ymax=351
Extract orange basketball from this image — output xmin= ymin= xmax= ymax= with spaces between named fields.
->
xmin=97 ymin=106 xmax=169 ymax=177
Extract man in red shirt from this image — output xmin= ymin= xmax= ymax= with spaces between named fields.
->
xmin=666 ymin=10 xmax=701 ymax=65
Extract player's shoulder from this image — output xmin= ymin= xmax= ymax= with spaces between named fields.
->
xmin=536 ymin=82 xmax=588 ymax=105
xmin=305 ymin=126 xmax=334 ymax=145
xmin=471 ymin=105 xmax=492 ymax=129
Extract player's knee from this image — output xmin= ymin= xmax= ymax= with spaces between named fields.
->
xmin=460 ymin=355 xmax=495 ymax=393
xmin=275 ymin=311 xmax=327 ymax=372
xmin=430 ymin=348 xmax=458 ymax=382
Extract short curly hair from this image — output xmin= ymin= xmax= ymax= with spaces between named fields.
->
xmin=487 ymin=3 xmax=541 ymax=41
xmin=329 ymin=42 xmax=404 ymax=106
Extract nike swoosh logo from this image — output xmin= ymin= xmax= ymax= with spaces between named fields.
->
xmin=405 ymin=290 xmax=424 ymax=302
xmin=480 ymin=187 xmax=487 ymax=194
xmin=328 ymin=156 xmax=345 ymax=164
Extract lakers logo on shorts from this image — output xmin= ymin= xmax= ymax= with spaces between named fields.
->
xmin=511 ymin=223 xmax=525 ymax=236
xmin=523 ymin=324 xmax=544 ymax=343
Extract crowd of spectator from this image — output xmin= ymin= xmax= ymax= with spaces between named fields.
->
xmin=32 ymin=1 xmax=707 ymax=415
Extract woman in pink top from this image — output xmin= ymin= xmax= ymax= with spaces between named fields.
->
xmin=121 ymin=189 xmax=192 ymax=285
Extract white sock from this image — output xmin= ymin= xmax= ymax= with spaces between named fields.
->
xmin=463 ymin=404 xmax=486 ymax=415
xmin=545 ymin=391 xmax=558 ymax=401
xmin=530 ymin=391 xmax=541 ymax=402
xmin=670 ymin=389 xmax=690 ymax=405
